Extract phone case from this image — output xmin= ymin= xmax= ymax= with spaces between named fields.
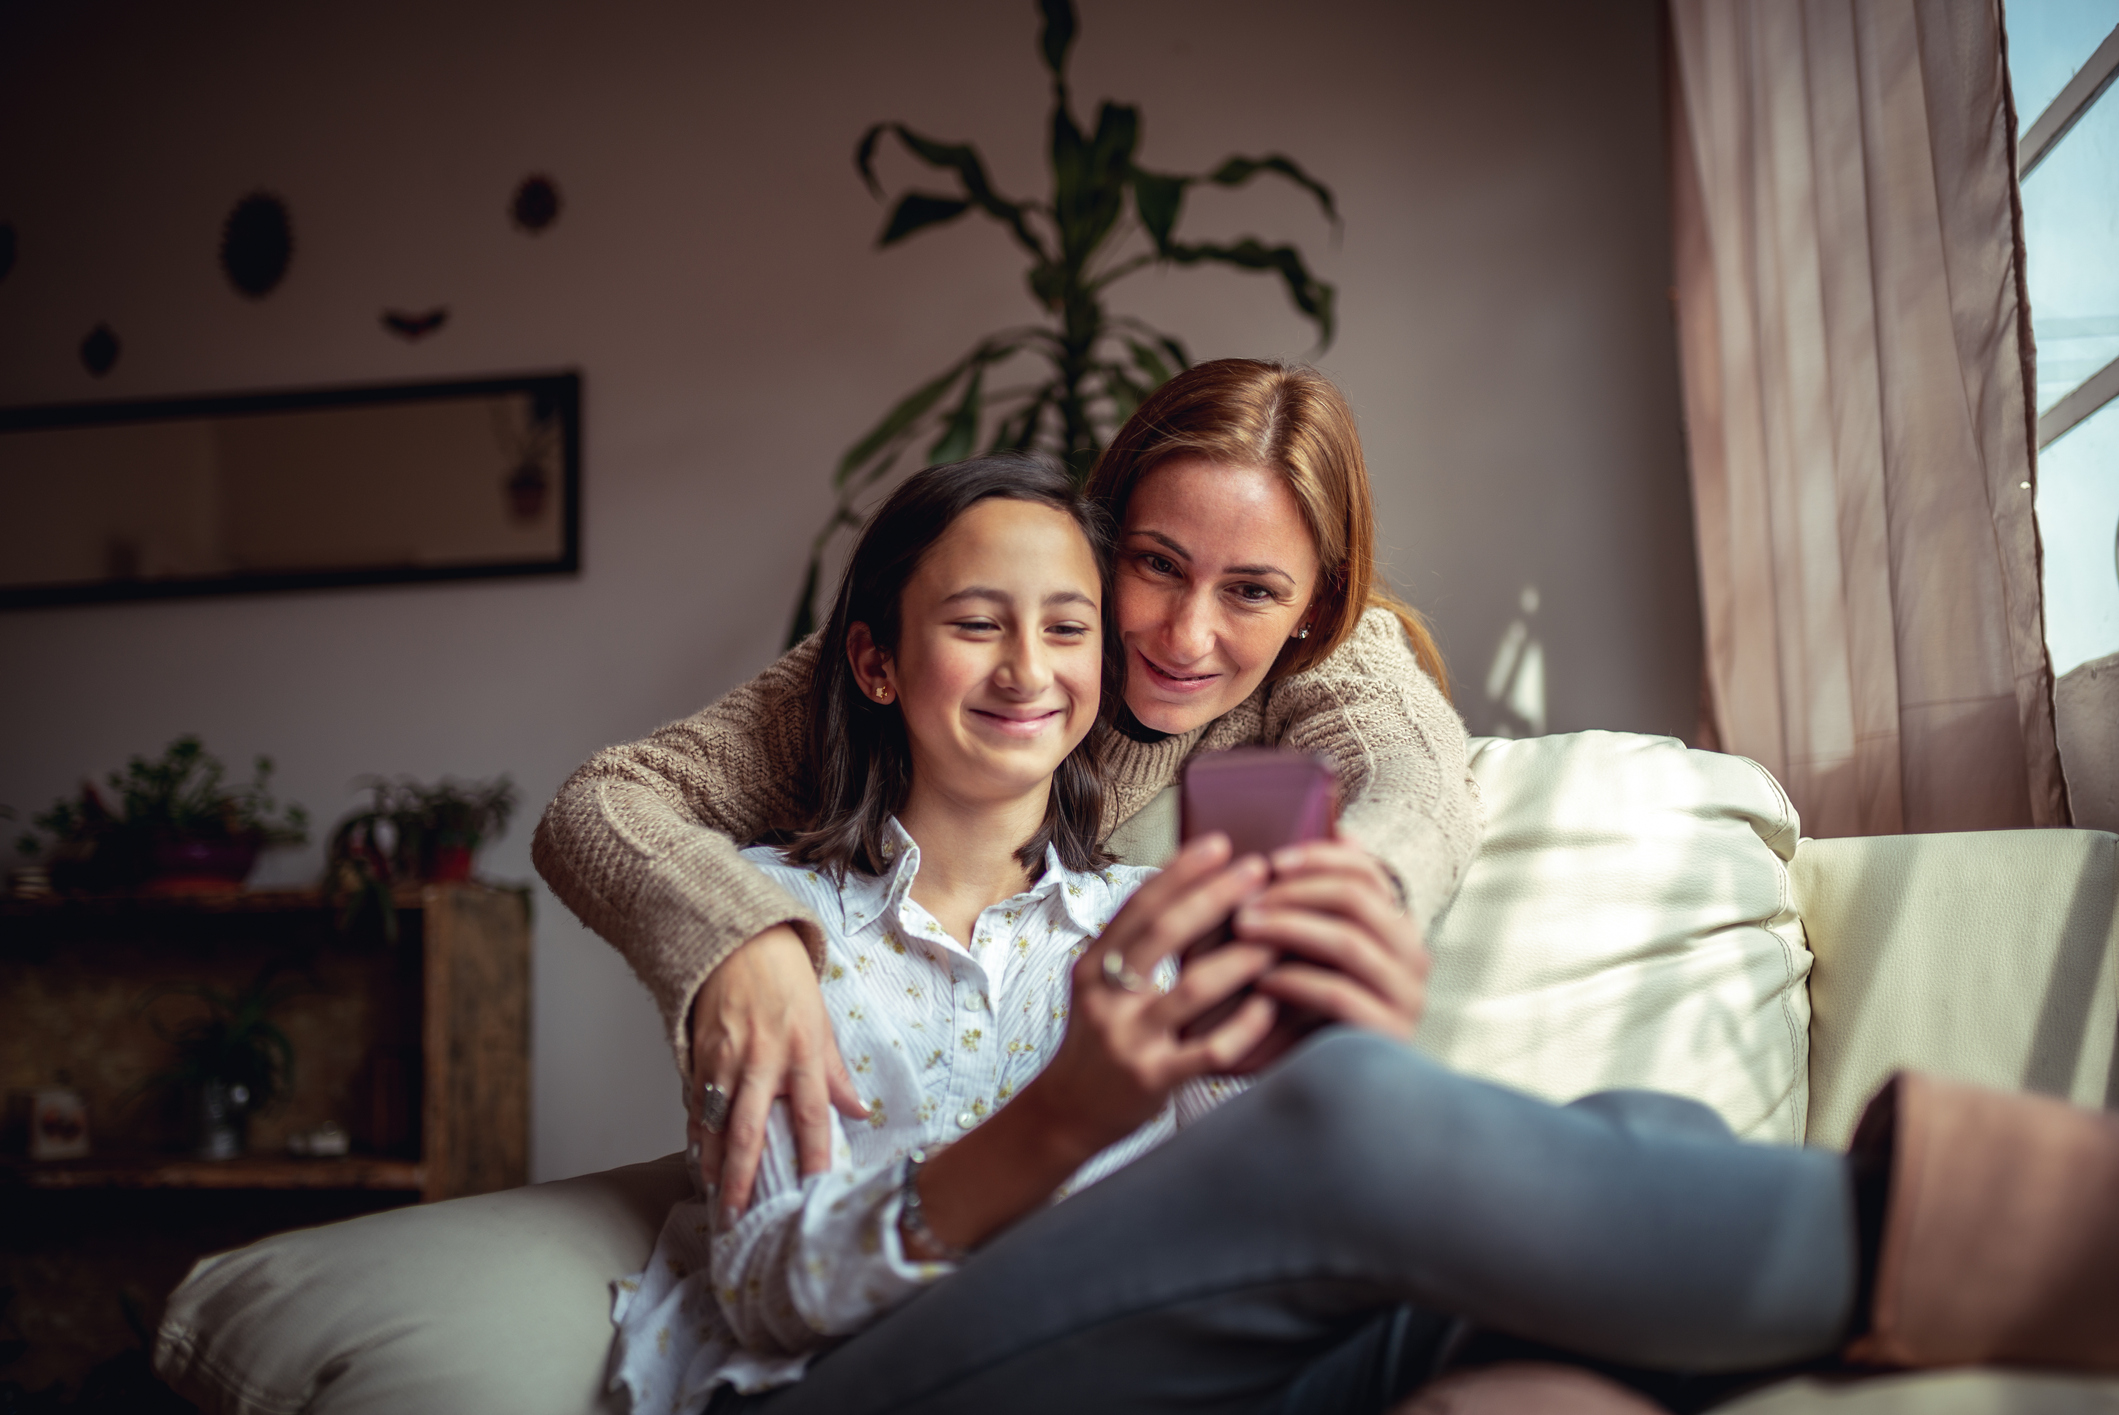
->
xmin=1179 ymin=747 xmax=1338 ymax=856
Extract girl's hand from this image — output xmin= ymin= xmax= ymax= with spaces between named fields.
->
xmin=1233 ymin=839 xmax=1430 ymax=1042
xmin=687 ymin=923 xmax=869 ymax=1215
xmin=1021 ymin=834 xmax=1281 ymax=1157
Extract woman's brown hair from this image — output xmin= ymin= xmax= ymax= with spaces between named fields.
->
xmin=1083 ymin=359 xmax=1449 ymax=696
xmin=786 ymin=452 xmax=1118 ymax=880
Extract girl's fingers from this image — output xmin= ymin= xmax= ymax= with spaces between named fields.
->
xmin=1114 ymin=853 xmax=1270 ymax=976
xmin=1269 ymin=839 xmax=1399 ymax=899
xmin=1258 ymin=961 xmax=1417 ymax=1037
xmin=1150 ymin=941 xmax=1276 ymax=1031
xmin=1174 ymin=993 xmax=1279 ymax=1075
xmin=1232 ymin=902 xmax=1405 ymax=1002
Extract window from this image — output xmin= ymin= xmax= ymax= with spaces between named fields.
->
xmin=2008 ymin=1 xmax=2119 ymax=677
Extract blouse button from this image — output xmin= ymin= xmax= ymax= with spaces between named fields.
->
xmin=955 ymin=1111 xmax=978 ymax=1131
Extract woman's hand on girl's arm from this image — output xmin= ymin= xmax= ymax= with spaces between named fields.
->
xmin=904 ymin=835 xmax=1279 ymax=1258
xmin=1233 ymin=839 xmax=1430 ymax=1040
xmin=688 ymin=923 xmax=868 ymax=1217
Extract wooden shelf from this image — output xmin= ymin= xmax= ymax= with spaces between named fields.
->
xmin=3 ymin=1153 xmax=425 ymax=1191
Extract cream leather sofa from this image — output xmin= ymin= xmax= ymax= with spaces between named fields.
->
xmin=154 ymin=732 xmax=2119 ymax=1414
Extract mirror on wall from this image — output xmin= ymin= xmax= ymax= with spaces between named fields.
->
xmin=0 ymin=371 xmax=580 ymax=608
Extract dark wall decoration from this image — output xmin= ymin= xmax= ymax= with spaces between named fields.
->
xmin=79 ymin=324 xmax=120 ymax=377
xmin=382 ymin=308 xmax=449 ymax=340
xmin=220 ymin=192 xmax=293 ymax=298
xmin=0 ymin=371 xmax=582 ymax=609
xmin=0 ymin=222 xmax=15 ymax=284
xmin=510 ymin=175 xmax=561 ymax=233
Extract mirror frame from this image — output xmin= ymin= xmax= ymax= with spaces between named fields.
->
xmin=0 ymin=370 xmax=581 ymax=610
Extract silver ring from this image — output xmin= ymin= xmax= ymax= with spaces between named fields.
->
xmin=699 ymin=1082 xmax=732 ymax=1134
xmin=1099 ymin=949 xmax=1147 ymax=993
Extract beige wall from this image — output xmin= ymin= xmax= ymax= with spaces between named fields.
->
xmin=0 ymin=0 xmax=1699 ymax=1180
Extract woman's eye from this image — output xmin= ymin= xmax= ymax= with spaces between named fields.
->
xmin=1140 ymin=553 xmax=1178 ymax=577
xmin=1229 ymin=583 xmax=1274 ymax=604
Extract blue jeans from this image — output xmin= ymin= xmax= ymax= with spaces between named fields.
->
xmin=725 ymin=1030 xmax=1857 ymax=1415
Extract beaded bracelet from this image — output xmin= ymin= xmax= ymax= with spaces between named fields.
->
xmin=898 ymin=1147 xmax=969 ymax=1263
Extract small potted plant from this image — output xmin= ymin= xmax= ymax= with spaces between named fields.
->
xmin=325 ymin=775 xmax=517 ymax=938
xmin=16 ymin=736 xmax=309 ymax=895
xmin=139 ymin=965 xmax=300 ymax=1160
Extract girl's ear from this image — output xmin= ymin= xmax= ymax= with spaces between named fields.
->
xmin=846 ymin=623 xmax=897 ymax=705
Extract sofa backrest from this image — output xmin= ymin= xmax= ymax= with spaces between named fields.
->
xmin=1793 ymin=829 xmax=2119 ymax=1150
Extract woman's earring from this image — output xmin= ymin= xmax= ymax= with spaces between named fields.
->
xmin=1294 ymin=624 xmax=1311 ymax=641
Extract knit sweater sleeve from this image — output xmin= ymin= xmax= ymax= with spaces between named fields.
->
xmin=531 ymin=634 xmax=827 ymax=1081
xmin=1260 ymin=608 xmax=1483 ymax=934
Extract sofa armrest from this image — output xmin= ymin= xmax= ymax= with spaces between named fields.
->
xmin=154 ymin=1153 xmax=692 ymax=1415
xmin=1792 ymin=830 xmax=2119 ymax=1151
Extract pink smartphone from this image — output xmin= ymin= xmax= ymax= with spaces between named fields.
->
xmin=1176 ymin=749 xmax=1338 ymax=1039
xmin=1179 ymin=747 xmax=1338 ymax=857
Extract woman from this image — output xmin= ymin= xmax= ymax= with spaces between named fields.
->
xmin=535 ymin=360 xmax=1479 ymax=1214
xmin=607 ymin=453 xmax=1855 ymax=1414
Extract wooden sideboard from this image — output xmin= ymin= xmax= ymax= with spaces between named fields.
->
xmin=0 ymin=882 xmax=529 ymax=1394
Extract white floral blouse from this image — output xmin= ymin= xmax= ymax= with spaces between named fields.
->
xmin=608 ymin=818 xmax=1242 ymax=1413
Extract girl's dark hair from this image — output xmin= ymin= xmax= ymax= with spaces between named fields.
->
xmin=786 ymin=451 xmax=1119 ymax=880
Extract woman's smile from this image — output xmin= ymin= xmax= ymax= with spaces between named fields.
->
xmin=1131 ymin=646 xmax=1223 ymax=695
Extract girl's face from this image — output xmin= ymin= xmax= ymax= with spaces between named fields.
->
xmin=1113 ymin=456 xmax=1323 ymax=734
xmin=854 ymin=498 xmax=1105 ymax=807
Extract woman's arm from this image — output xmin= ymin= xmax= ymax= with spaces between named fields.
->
xmin=1241 ymin=606 xmax=1483 ymax=935
xmin=533 ymin=633 xmax=863 ymax=1202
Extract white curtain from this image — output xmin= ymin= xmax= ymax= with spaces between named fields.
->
xmin=1669 ymin=0 xmax=2067 ymax=834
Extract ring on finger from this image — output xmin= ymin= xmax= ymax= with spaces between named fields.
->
xmin=699 ymin=1081 xmax=732 ymax=1134
xmin=1099 ymin=949 xmax=1147 ymax=993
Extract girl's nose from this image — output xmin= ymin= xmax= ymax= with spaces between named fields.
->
xmin=997 ymin=629 xmax=1054 ymax=695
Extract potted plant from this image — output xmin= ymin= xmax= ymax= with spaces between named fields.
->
xmin=138 ymin=965 xmax=300 ymax=1160
xmin=14 ymin=736 xmax=309 ymax=895
xmin=324 ymin=775 xmax=517 ymax=938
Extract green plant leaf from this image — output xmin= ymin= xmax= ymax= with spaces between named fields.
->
xmin=879 ymin=125 xmax=1045 ymax=257
xmin=1130 ymin=168 xmax=1187 ymax=249
xmin=1125 ymin=337 xmax=1173 ymax=388
xmin=854 ymin=124 xmax=889 ymax=199
xmin=880 ymin=192 xmax=972 ymax=246
xmin=927 ymin=367 xmax=985 ymax=465
xmin=1162 ymin=237 xmax=1336 ymax=346
xmin=1039 ymin=0 xmax=1076 ymax=79
xmin=835 ymin=359 xmax=973 ymax=487
xmin=1205 ymin=154 xmax=1341 ymax=228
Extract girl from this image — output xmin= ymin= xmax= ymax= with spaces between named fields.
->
xmin=606 ymin=453 xmax=1863 ymax=1414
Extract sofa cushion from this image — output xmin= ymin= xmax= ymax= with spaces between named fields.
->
xmin=1793 ymin=828 xmax=2119 ymax=1151
xmin=1420 ymin=731 xmax=1812 ymax=1142
xmin=154 ymin=1152 xmax=690 ymax=1415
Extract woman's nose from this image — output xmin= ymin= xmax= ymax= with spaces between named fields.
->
xmin=1160 ymin=588 xmax=1217 ymax=662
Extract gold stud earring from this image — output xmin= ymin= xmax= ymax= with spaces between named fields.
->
xmin=876 ymin=687 xmax=890 ymax=701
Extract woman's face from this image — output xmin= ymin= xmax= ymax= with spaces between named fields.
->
xmin=1114 ymin=456 xmax=1322 ymax=734
xmin=858 ymin=498 xmax=1105 ymax=807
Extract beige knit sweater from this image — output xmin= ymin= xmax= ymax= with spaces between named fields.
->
xmin=532 ymin=607 xmax=1483 ymax=1079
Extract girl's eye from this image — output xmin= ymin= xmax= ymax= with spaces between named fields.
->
xmin=955 ymin=618 xmax=1000 ymax=633
xmin=1046 ymin=622 xmax=1090 ymax=639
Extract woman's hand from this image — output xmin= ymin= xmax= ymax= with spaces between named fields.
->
xmin=687 ymin=923 xmax=868 ymax=1217
xmin=1234 ymin=839 xmax=1430 ymax=1045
